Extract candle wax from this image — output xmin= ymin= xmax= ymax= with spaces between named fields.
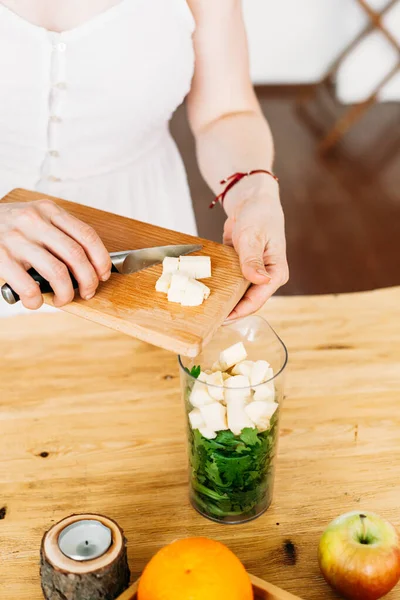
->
xmin=58 ymin=520 xmax=112 ymax=561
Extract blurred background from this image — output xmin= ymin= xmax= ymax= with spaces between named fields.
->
xmin=171 ymin=0 xmax=400 ymax=296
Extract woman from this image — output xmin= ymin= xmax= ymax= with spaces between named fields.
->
xmin=0 ymin=0 xmax=288 ymax=319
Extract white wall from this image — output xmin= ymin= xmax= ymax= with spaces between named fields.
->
xmin=242 ymin=0 xmax=400 ymax=102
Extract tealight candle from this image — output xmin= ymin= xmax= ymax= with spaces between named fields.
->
xmin=58 ymin=519 xmax=112 ymax=561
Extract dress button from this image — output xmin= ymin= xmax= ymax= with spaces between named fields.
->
xmin=54 ymin=82 xmax=67 ymax=90
xmin=48 ymin=175 xmax=61 ymax=182
xmin=49 ymin=150 xmax=59 ymax=158
xmin=50 ymin=116 xmax=62 ymax=123
xmin=55 ymin=42 xmax=67 ymax=52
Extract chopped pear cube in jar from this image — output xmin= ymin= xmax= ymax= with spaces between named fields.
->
xmin=245 ymin=401 xmax=278 ymax=432
xmin=188 ymin=408 xmax=206 ymax=430
xmin=204 ymin=371 xmax=224 ymax=401
xmin=189 ymin=380 xmax=215 ymax=408
xmin=200 ymin=402 xmax=228 ymax=432
xmin=219 ymin=342 xmax=248 ymax=371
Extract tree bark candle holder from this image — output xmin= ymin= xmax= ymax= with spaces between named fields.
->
xmin=40 ymin=513 xmax=130 ymax=600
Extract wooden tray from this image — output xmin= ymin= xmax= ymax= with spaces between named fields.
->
xmin=0 ymin=188 xmax=249 ymax=357
xmin=116 ymin=574 xmax=303 ymax=599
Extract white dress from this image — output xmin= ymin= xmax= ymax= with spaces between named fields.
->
xmin=0 ymin=0 xmax=197 ymax=316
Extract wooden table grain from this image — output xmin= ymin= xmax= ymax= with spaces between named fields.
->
xmin=1 ymin=286 xmax=400 ymax=599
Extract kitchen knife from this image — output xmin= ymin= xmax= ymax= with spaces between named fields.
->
xmin=1 ymin=244 xmax=202 ymax=305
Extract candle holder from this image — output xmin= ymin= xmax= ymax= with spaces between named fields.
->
xmin=40 ymin=513 xmax=130 ymax=600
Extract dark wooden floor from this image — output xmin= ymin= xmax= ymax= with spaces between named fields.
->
xmin=171 ymin=87 xmax=400 ymax=296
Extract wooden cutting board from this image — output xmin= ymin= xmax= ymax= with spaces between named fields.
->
xmin=117 ymin=574 xmax=303 ymax=600
xmin=0 ymin=188 xmax=249 ymax=357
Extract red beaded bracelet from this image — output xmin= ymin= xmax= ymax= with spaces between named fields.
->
xmin=209 ymin=169 xmax=279 ymax=209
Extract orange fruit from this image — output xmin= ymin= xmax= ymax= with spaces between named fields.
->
xmin=138 ymin=537 xmax=253 ymax=600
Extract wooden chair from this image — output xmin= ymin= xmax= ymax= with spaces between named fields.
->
xmin=297 ymin=0 xmax=400 ymax=154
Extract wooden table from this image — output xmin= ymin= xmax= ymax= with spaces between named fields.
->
xmin=1 ymin=287 xmax=400 ymax=599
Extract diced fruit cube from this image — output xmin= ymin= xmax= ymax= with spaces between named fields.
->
xmin=155 ymin=273 xmax=172 ymax=293
xmin=195 ymin=280 xmax=211 ymax=299
xmin=205 ymin=371 xmax=224 ymax=401
xmin=250 ymin=360 xmax=273 ymax=387
xmin=224 ymin=375 xmax=251 ymax=403
xmin=188 ymin=408 xmax=205 ymax=430
xmin=167 ymin=288 xmax=184 ymax=303
xmin=179 ymin=256 xmax=211 ymax=279
xmin=253 ymin=382 xmax=275 ymax=402
xmin=198 ymin=427 xmax=217 ymax=439
xmin=197 ymin=371 xmax=208 ymax=382
xmin=225 ymin=375 xmax=251 ymax=388
xmin=219 ymin=342 xmax=248 ymax=371
xmin=211 ymin=361 xmax=222 ymax=372
xmin=189 ymin=381 xmax=215 ymax=408
xmin=227 ymin=398 xmax=254 ymax=435
xmin=231 ymin=360 xmax=254 ymax=377
xmin=200 ymin=403 xmax=228 ymax=431
xmin=181 ymin=279 xmax=205 ymax=307
xmin=245 ymin=401 xmax=278 ymax=431
xmin=162 ymin=257 xmax=179 ymax=274
xmin=169 ymin=272 xmax=190 ymax=292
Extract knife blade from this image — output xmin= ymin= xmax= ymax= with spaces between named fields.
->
xmin=1 ymin=244 xmax=202 ymax=305
xmin=110 ymin=244 xmax=202 ymax=275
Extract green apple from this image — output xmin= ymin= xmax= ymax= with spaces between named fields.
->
xmin=318 ymin=511 xmax=400 ymax=600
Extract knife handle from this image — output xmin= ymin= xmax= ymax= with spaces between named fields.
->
xmin=1 ymin=265 xmax=119 ymax=305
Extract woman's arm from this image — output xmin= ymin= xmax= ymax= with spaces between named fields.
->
xmin=187 ymin=0 xmax=288 ymax=318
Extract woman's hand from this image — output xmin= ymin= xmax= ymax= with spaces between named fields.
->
xmin=223 ymin=187 xmax=289 ymax=320
xmin=0 ymin=199 xmax=111 ymax=309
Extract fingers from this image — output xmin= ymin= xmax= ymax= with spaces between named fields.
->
xmin=11 ymin=239 xmax=76 ymax=307
xmin=43 ymin=202 xmax=112 ymax=280
xmin=235 ymin=228 xmax=271 ymax=285
xmin=227 ymin=262 xmax=289 ymax=321
xmin=5 ymin=199 xmax=111 ymax=306
xmin=0 ymin=246 xmax=43 ymax=310
xmin=37 ymin=225 xmax=99 ymax=301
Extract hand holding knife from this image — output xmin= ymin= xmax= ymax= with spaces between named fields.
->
xmin=1 ymin=244 xmax=202 ymax=305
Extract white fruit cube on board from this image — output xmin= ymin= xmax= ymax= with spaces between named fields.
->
xmin=198 ymin=427 xmax=217 ymax=439
xmin=177 ymin=265 xmax=196 ymax=279
xmin=245 ymin=401 xmax=278 ymax=432
xmin=200 ymin=402 xmax=228 ymax=431
xmin=167 ymin=288 xmax=184 ymax=303
xmin=155 ymin=273 xmax=172 ymax=293
xmin=205 ymin=371 xmax=224 ymax=401
xmin=227 ymin=399 xmax=254 ymax=435
xmin=231 ymin=360 xmax=255 ymax=377
xmin=253 ymin=382 xmax=275 ymax=402
xmin=162 ymin=257 xmax=179 ymax=274
xmin=224 ymin=375 xmax=251 ymax=403
xmin=181 ymin=279 xmax=210 ymax=307
xmin=179 ymin=256 xmax=212 ymax=279
xmin=219 ymin=342 xmax=248 ymax=371
xmin=194 ymin=261 xmax=211 ymax=279
xmin=189 ymin=380 xmax=215 ymax=408
xmin=169 ymin=272 xmax=189 ymax=292
xmin=195 ymin=280 xmax=210 ymax=299
xmin=188 ymin=408 xmax=206 ymax=430
xmin=181 ymin=280 xmax=205 ymax=307
xmin=250 ymin=360 xmax=273 ymax=387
